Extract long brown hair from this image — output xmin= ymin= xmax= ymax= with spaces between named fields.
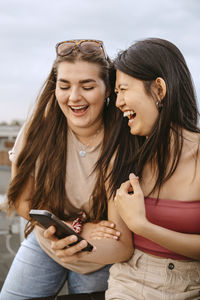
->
xmin=99 ymin=38 xmax=200 ymax=199
xmin=7 ymin=47 xmax=117 ymax=236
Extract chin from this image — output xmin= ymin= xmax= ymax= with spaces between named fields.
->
xmin=130 ymin=124 xmax=150 ymax=137
xmin=130 ymin=127 xmax=139 ymax=136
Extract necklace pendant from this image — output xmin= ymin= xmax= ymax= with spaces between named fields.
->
xmin=79 ymin=150 xmax=86 ymax=157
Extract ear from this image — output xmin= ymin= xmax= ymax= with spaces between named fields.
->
xmin=154 ymin=77 xmax=166 ymax=101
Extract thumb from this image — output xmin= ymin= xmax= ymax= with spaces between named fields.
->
xmin=129 ymin=173 xmax=139 ymax=180
xmin=129 ymin=173 xmax=141 ymax=194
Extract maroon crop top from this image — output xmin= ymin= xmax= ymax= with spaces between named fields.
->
xmin=134 ymin=197 xmax=200 ymax=260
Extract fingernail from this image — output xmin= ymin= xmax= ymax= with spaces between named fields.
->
xmin=129 ymin=173 xmax=139 ymax=179
xmin=80 ymin=240 xmax=87 ymax=247
xmin=129 ymin=173 xmax=136 ymax=179
xmin=69 ymin=235 xmax=77 ymax=242
xmin=113 ymin=236 xmax=118 ymax=240
xmin=93 ymin=246 xmax=97 ymax=251
xmin=116 ymin=231 xmax=120 ymax=236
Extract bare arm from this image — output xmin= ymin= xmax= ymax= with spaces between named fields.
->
xmin=46 ymin=164 xmax=134 ymax=265
xmin=115 ymin=173 xmax=200 ymax=260
xmin=80 ymin=198 xmax=134 ymax=264
xmin=12 ymin=158 xmax=134 ymax=264
xmin=12 ymin=160 xmax=133 ymax=264
xmin=47 ymin=198 xmax=134 ymax=265
xmin=140 ymin=222 xmax=200 ymax=260
xmin=11 ymin=162 xmax=33 ymax=220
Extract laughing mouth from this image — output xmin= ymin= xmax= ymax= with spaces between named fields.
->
xmin=123 ymin=110 xmax=136 ymax=120
xmin=70 ymin=105 xmax=89 ymax=113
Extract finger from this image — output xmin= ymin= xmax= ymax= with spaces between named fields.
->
xmin=51 ymin=235 xmax=78 ymax=250
xmin=99 ymin=220 xmax=115 ymax=228
xmin=119 ymin=181 xmax=132 ymax=194
xmin=55 ymin=240 xmax=89 ymax=257
xmin=91 ymin=232 xmax=120 ymax=240
xmin=90 ymin=228 xmax=120 ymax=239
xmin=129 ymin=173 xmax=142 ymax=196
xmin=44 ymin=226 xmax=58 ymax=241
xmin=98 ymin=227 xmax=120 ymax=236
xmin=120 ymin=180 xmax=131 ymax=190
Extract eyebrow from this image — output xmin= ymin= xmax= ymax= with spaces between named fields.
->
xmin=80 ymin=79 xmax=96 ymax=84
xmin=58 ymin=78 xmax=97 ymax=84
xmin=115 ymin=84 xmax=128 ymax=90
xmin=118 ymin=84 xmax=128 ymax=88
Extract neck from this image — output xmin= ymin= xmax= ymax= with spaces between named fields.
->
xmin=69 ymin=119 xmax=104 ymax=146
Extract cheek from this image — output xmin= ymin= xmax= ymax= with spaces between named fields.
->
xmin=125 ymin=93 xmax=136 ymax=107
xmin=91 ymin=100 xmax=104 ymax=116
xmin=144 ymin=104 xmax=159 ymax=127
xmin=55 ymin=89 xmax=67 ymax=104
xmin=89 ymin=90 xmax=105 ymax=105
xmin=137 ymin=98 xmax=158 ymax=124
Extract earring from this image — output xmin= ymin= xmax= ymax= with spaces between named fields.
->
xmin=156 ymin=100 xmax=163 ymax=112
xmin=104 ymin=97 xmax=110 ymax=107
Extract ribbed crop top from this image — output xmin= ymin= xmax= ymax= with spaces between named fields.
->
xmin=134 ymin=197 xmax=200 ymax=260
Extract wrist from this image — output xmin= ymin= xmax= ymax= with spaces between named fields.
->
xmin=71 ymin=211 xmax=87 ymax=234
xmin=129 ymin=218 xmax=150 ymax=236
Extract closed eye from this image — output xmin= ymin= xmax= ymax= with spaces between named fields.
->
xmin=60 ymin=86 xmax=70 ymax=90
xmin=82 ymin=86 xmax=95 ymax=90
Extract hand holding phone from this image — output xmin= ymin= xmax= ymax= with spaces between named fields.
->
xmin=29 ymin=209 xmax=93 ymax=252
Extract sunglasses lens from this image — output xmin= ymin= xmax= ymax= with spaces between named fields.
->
xmin=57 ymin=42 xmax=75 ymax=56
xmin=56 ymin=40 xmax=106 ymax=59
xmin=80 ymin=41 xmax=102 ymax=54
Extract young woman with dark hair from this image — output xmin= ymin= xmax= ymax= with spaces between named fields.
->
xmin=103 ymin=38 xmax=200 ymax=299
xmin=0 ymin=40 xmax=133 ymax=300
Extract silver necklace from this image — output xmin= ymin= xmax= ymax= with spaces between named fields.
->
xmin=79 ymin=149 xmax=87 ymax=157
xmin=78 ymin=126 xmax=103 ymax=157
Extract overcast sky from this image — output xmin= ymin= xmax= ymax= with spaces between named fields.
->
xmin=0 ymin=0 xmax=200 ymax=123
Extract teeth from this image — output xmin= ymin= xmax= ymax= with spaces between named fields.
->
xmin=123 ymin=111 xmax=134 ymax=117
xmin=71 ymin=105 xmax=87 ymax=110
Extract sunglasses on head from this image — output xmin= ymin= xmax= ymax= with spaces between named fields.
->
xmin=56 ymin=39 xmax=107 ymax=59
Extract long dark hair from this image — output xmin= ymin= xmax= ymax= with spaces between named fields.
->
xmin=99 ymin=38 xmax=200 ymax=198
xmin=7 ymin=47 xmax=118 ymax=236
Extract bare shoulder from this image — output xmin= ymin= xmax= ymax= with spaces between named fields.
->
xmin=185 ymin=131 xmax=200 ymax=186
xmin=182 ymin=130 xmax=200 ymax=155
xmin=183 ymin=129 xmax=200 ymax=143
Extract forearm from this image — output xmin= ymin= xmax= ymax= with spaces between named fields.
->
xmin=80 ymin=236 xmax=134 ymax=264
xmin=114 ymin=175 xmax=200 ymax=260
xmin=137 ymin=221 xmax=200 ymax=260
xmin=80 ymin=190 xmax=134 ymax=265
xmin=80 ymin=221 xmax=134 ymax=264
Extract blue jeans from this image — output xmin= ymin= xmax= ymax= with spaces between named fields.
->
xmin=0 ymin=231 xmax=111 ymax=300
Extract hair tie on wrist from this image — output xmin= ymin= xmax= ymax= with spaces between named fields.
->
xmin=72 ymin=211 xmax=86 ymax=234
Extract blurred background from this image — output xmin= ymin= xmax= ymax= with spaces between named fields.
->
xmin=0 ymin=0 xmax=200 ymax=292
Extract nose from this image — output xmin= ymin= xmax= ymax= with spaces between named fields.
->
xmin=69 ymin=87 xmax=82 ymax=102
xmin=116 ymin=94 xmax=125 ymax=109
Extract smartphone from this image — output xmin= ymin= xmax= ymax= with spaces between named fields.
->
xmin=29 ymin=209 xmax=93 ymax=252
